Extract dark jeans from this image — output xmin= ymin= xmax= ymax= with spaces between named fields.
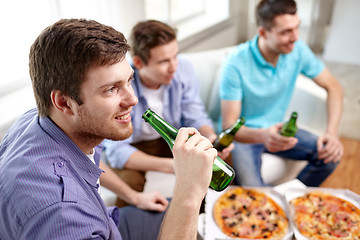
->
xmin=118 ymin=199 xmax=170 ymax=240
xmin=232 ymin=129 xmax=339 ymax=187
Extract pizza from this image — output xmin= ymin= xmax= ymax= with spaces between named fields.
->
xmin=290 ymin=191 xmax=360 ymax=239
xmin=213 ymin=187 xmax=289 ymax=239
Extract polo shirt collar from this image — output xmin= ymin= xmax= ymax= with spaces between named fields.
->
xmin=250 ymin=35 xmax=275 ymax=68
xmin=39 ymin=115 xmax=102 ymax=187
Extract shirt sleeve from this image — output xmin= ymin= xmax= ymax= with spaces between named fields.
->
xmin=219 ymin=52 xmax=243 ymax=101
xmin=102 ymin=138 xmax=137 ymax=169
xmin=298 ymin=40 xmax=325 ymax=78
xmin=177 ymin=57 xmax=214 ymax=130
xmin=20 ymin=202 xmax=121 ymax=240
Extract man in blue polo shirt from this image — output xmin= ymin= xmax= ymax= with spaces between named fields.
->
xmin=219 ymin=0 xmax=344 ymax=186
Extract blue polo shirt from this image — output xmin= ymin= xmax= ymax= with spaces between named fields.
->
xmin=219 ymin=35 xmax=324 ymax=129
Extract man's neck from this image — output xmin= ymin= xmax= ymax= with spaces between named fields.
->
xmin=258 ymin=37 xmax=280 ymax=66
xmin=49 ymin=113 xmax=101 ymax=155
xmin=138 ymin=71 xmax=161 ymax=89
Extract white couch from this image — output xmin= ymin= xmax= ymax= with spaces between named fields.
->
xmin=100 ymin=46 xmax=328 ymax=206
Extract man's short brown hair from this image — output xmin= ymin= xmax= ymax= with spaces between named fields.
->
xmin=129 ymin=20 xmax=176 ymax=64
xmin=256 ymin=0 xmax=297 ymax=30
xmin=29 ymin=19 xmax=130 ymax=116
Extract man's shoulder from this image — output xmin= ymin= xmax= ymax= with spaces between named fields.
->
xmin=173 ymin=57 xmax=197 ymax=83
xmin=2 ymin=109 xmax=38 ymax=141
xmin=1 ymin=119 xmax=77 ymax=218
xmin=225 ymin=41 xmax=253 ymax=62
xmin=177 ymin=56 xmax=193 ymax=69
xmin=0 ymin=154 xmax=65 ymax=226
xmin=294 ymin=39 xmax=310 ymax=49
xmin=291 ymin=39 xmax=314 ymax=57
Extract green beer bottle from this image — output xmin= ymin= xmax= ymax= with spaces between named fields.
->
xmin=281 ymin=112 xmax=298 ymax=137
xmin=213 ymin=117 xmax=246 ymax=151
xmin=142 ymin=108 xmax=235 ymax=192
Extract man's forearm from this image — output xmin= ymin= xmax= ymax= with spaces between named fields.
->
xmin=325 ymin=83 xmax=344 ymax=136
xmin=313 ymin=67 xmax=344 ymax=136
xmin=199 ymin=125 xmax=217 ymax=142
xmin=158 ymin=190 xmax=202 ymax=239
xmin=234 ymin=125 xmax=265 ymax=144
xmin=124 ymin=151 xmax=174 ymax=173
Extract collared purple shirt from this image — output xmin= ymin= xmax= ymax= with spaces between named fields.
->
xmin=103 ymin=57 xmax=213 ymax=168
xmin=0 ymin=109 xmax=122 ymax=239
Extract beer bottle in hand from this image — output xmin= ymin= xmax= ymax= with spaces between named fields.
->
xmin=281 ymin=112 xmax=298 ymax=137
xmin=142 ymin=108 xmax=235 ymax=192
xmin=213 ymin=117 xmax=246 ymax=151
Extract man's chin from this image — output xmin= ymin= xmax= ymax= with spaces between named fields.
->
xmin=107 ymin=127 xmax=133 ymax=141
xmin=282 ymin=44 xmax=295 ymax=53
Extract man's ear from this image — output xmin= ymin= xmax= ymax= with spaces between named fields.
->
xmin=50 ymin=90 xmax=74 ymax=115
xmin=132 ymin=55 xmax=144 ymax=69
xmin=258 ymin=26 xmax=267 ymax=39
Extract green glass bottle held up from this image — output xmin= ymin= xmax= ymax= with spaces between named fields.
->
xmin=281 ymin=112 xmax=298 ymax=137
xmin=213 ymin=117 xmax=246 ymax=151
xmin=142 ymin=108 xmax=235 ymax=192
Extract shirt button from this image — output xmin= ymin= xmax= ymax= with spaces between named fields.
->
xmin=57 ymin=161 xmax=64 ymax=168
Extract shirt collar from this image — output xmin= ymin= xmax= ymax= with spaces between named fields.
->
xmin=132 ymin=66 xmax=171 ymax=100
xmin=250 ymin=35 xmax=274 ymax=68
xmin=39 ymin=115 xmax=102 ymax=187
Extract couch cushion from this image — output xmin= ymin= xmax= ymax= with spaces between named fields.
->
xmin=181 ymin=46 xmax=234 ymax=125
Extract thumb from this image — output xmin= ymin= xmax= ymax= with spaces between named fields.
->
xmin=317 ymin=136 xmax=324 ymax=152
xmin=273 ymin=123 xmax=283 ymax=132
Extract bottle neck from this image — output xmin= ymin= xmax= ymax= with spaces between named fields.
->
xmin=228 ymin=118 xmax=245 ymax=135
xmin=142 ymin=110 xmax=178 ymax=148
xmin=289 ymin=116 xmax=297 ymax=126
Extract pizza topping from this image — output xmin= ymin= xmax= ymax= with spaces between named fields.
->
xmin=228 ymin=193 xmax=236 ymax=200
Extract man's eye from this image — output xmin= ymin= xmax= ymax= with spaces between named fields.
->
xmin=107 ymin=86 xmax=119 ymax=93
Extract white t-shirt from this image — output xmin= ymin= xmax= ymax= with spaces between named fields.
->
xmin=87 ymin=149 xmax=100 ymax=193
xmin=136 ymin=84 xmax=166 ymax=142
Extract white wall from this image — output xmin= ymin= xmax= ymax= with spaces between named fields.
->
xmin=179 ymin=19 xmax=239 ymax=53
xmin=179 ymin=0 xmax=333 ymax=54
xmin=323 ymin=0 xmax=360 ymax=65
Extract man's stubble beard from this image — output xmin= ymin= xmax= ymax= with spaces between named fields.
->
xmin=75 ymin=106 xmax=134 ymax=144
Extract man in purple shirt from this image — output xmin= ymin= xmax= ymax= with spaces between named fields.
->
xmin=0 ymin=19 xmax=217 ymax=239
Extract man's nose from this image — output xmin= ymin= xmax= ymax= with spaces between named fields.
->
xmin=169 ymin=59 xmax=178 ymax=73
xmin=291 ymin=29 xmax=298 ymax=42
xmin=120 ymin=87 xmax=138 ymax=108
